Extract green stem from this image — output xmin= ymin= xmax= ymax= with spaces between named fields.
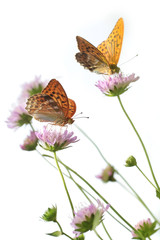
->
xmin=56 ymin=221 xmax=63 ymax=233
xmin=58 ymin=160 xmax=135 ymax=232
xmin=94 ymin=229 xmax=103 ymax=240
xmin=74 ymin=124 xmax=110 ymax=165
xmin=74 ymin=124 xmax=159 ymax=224
xmin=117 ymin=95 xmax=160 ymax=191
xmin=117 ymin=171 xmax=160 ymax=224
xmin=56 ymin=221 xmax=74 ymax=240
xmin=136 ymin=165 xmax=158 ymax=191
xmin=53 ymin=151 xmax=74 ymax=217
xmin=42 ymin=153 xmax=131 ymax=230
xmin=29 ymin=122 xmax=35 ymax=131
xmin=102 ymin=222 xmax=112 ymax=240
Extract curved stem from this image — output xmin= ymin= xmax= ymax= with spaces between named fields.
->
xmin=102 ymin=222 xmax=112 ymax=240
xmin=58 ymin=160 xmax=135 ymax=232
xmin=56 ymin=221 xmax=74 ymax=240
xmin=53 ymin=152 xmax=74 ymax=217
xmin=117 ymin=171 xmax=159 ymax=224
xmin=136 ymin=165 xmax=158 ymax=191
xmin=74 ymin=124 xmax=159 ymax=224
xmin=74 ymin=124 xmax=110 ymax=165
xmin=117 ymin=95 xmax=160 ymax=191
xmin=94 ymin=230 xmax=103 ymax=240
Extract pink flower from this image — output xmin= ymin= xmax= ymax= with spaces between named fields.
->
xmin=18 ymin=76 xmax=47 ymax=103
xmin=132 ymin=218 xmax=157 ymax=239
xmin=96 ymin=165 xmax=115 ymax=182
xmin=96 ymin=73 xmax=139 ymax=96
xmin=71 ymin=200 xmax=110 ymax=237
xmin=35 ymin=126 xmax=78 ymax=152
xmin=6 ymin=105 xmax=32 ymax=129
xmin=20 ymin=131 xmax=38 ymax=151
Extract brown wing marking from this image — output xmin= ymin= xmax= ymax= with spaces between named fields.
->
xmin=42 ymin=79 xmax=69 ymax=117
xmin=76 ymin=36 xmax=109 ymax=64
xmin=67 ymin=99 xmax=76 ymax=118
xmin=97 ymin=18 xmax=124 ymax=65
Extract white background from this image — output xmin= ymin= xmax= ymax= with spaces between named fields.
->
xmin=1 ymin=0 xmax=160 ymax=239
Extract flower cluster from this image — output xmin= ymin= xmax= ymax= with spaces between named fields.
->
xmin=71 ymin=200 xmax=110 ymax=237
xmin=96 ymin=73 xmax=139 ymax=96
xmin=6 ymin=105 xmax=32 ymax=129
xmin=132 ymin=218 xmax=157 ymax=239
xmin=35 ymin=126 xmax=78 ymax=152
xmin=96 ymin=165 xmax=115 ymax=182
xmin=20 ymin=131 xmax=38 ymax=151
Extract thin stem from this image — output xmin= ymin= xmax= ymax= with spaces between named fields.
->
xmin=102 ymin=222 xmax=112 ymax=240
xmin=74 ymin=124 xmax=110 ymax=165
xmin=117 ymin=95 xmax=160 ymax=191
xmin=136 ymin=165 xmax=158 ymax=191
xmin=94 ymin=229 xmax=103 ymax=240
xmin=117 ymin=171 xmax=160 ymax=224
xmin=58 ymin=160 xmax=135 ymax=232
xmin=53 ymin=151 xmax=74 ymax=217
xmin=41 ymin=152 xmax=131 ymax=230
xmin=56 ymin=221 xmax=63 ymax=233
xmin=74 ymin=124 xmax=159 ymax=224
xmin=56 ymin=221 xmax=74 ymax=240
xmin=29 ymin=122 xmax=35 ymax=131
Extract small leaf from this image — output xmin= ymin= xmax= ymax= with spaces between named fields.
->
xmin=47 ymin=231 xmax=62 ymax=237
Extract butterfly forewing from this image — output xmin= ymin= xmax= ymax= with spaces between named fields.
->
xmin=25 ymin=79 xmax=76 ymax=126
xmin=42 ymin=79 xmax=69 ymax=118
xmin=97 ymin=18 xmax=124 ymax=65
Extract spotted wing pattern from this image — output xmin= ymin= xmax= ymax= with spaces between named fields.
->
xmin=76 ymin=18 xmax=124 ymax=74
xmin=76 ymin=36 xmax=110 ymax=74
xmin=25 ymin=79 xmax=76 ymax=126
xmin=97 ymin=18 xmax=124 ymax=65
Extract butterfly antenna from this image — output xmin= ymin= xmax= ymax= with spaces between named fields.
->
xmin=74 ymin=112 xmax=89 ymax=120
xmin=119 ymin=54 xmax=138 ymax=66
xmin=74 ymin=112 xmax=83 ymax=118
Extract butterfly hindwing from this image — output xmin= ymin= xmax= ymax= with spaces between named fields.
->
xmin=76 ymin=36 xmax=110 ymax=74
xmin=25 ymin=79 xmax=76 ymax=126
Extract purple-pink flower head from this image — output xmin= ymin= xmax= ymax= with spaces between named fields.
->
xmin=19 ymin=76 xmax=47 ymax=103
xmin=132 ymin=218 xmax=157 ymax=239
xmin=96 ymin=165 xmax=116 ymax=183
xmin=20 ymin=131 xmax=38 ymax=151
xmin=71 ymin=200 xmax=110 ymax=237
xmin=6 ymin=104 xmax=32 ymax=129
xmin=96 ymin=73 xmax=139 ymax=96
xmin=35 ymin=126 xmax=78 ymax=152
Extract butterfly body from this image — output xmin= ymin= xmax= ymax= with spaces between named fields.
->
xmin=76 ymin=18 xmax=124 ymax=75
xmin=25 ymin=79 xmax=76 ymax=126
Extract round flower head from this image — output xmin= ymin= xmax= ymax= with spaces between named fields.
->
xmin=20 ymin=131 xmax=38 ymax=151
xmin=19 ymin=76 xmax=47 ymax=103
xmin=35 ymin=126 xmax=78 ymax=152
xmin=6 ymin=104 xmax=32 ymax=129
xmin=132 ymin=218 xmax=157 ymax=239
xmin=96 ymin=73 xmax=139 ymax=96
xmin=71 ymin=200 xmax=110 ymax=237
xmin=96 ymin=165 xmax=116 ymax=183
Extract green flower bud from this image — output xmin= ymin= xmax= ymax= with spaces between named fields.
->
xmin=125 ymin=156 xmax=137 ymax=167
xmin=42 ymin=205 xmax=57 ymax=222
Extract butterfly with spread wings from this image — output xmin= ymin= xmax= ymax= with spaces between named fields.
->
xmin=25 ymin=79 xmax=76 ymax=126
xmin=76 ymin=18 xmax=124 ymax=75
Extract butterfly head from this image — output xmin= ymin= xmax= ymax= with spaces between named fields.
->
xmin=109 ymin=64 xmax=120 ymax=74
xmin=67 ymin=118 xmax=75 ymax=125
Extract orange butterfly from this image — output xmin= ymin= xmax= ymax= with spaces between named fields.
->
xmin=76 ymin=18 xmax=124 ymax=75
xmin=25 ymin=79 xmax=76 ymax=126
